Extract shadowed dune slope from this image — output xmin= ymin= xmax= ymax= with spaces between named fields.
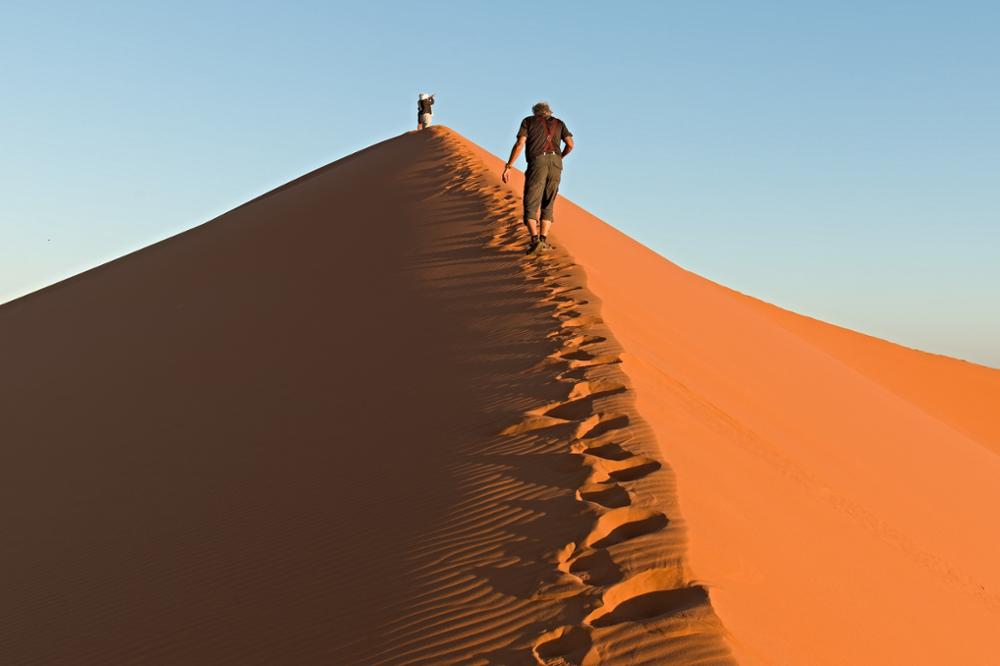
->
xmin=0 ymin=127 xmax=733 ymax=665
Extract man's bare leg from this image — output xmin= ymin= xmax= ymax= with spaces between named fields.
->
xmin=540 ymin=219 xmax=552 ymax=239
xmin=526 ymin=219 xmax=540 ymax=237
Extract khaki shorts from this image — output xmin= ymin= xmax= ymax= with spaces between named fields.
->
xmin=419 ymin=113 xmax=432 ymax=127
xmin=523 ymin=153 xmax=563 ymax=222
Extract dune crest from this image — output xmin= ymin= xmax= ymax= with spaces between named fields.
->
xmin=1 ymin=127 xmax=731 ymax=664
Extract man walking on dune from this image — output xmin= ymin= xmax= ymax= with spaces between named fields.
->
xmin=502 ymin=101 xmax=574 ymax=254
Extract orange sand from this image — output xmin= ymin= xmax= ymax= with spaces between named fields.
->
xmin=2 ymin=126 xmax=998 ymax=665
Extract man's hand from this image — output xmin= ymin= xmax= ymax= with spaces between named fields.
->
xmin=561 ymin=135 xmax=575 ymax=158
xmin=505 ymin=137 xmax=525 ymax=183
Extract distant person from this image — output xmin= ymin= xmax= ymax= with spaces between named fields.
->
xmin=417 ymin=93 xmax=435 ymax=129
xmin=502 ymin=101 xmax=574 ymax=254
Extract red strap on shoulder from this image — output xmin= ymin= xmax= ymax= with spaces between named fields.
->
xmin=540 ymin=117 xmax=558 ymax=153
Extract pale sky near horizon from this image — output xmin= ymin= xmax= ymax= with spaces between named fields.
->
xmin=2 ymin=1 xmax=998 ymax=367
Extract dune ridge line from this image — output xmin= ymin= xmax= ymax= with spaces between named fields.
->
xmin=0 ymin=125 xmax=732 ymax=665
xmin=430 ymin=128 xmax=735 ymax=664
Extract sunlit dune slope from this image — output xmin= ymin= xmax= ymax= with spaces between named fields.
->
xmin=489 ymin=151 xmax=1000 ymax=664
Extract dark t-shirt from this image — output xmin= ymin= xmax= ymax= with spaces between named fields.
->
xmin=517 ymin=115 xmax=572 ymax=161
xmin=418 ymin=98 xmax=434 ymax=114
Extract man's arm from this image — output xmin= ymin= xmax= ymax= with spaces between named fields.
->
xmin=502 ymin=136 xmax=526 ymax=183
xmin=561 ymin=135 xmax=574 ymax=158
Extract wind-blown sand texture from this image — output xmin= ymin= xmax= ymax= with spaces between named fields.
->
xmin=2 ymin=126 xmax=998 ymax=665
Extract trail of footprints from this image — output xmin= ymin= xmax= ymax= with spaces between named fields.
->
xmin=434 ymin=133 xmax=714 ymax=665
xmin=511 ymin=277 xmax=695 ymax=664
xmin=501 ymin=223 xmax=699 ymax=662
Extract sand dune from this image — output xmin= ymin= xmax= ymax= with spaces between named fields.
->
xmin=2 ymin=125 xmax=998 ymax=664
xmin=1 ymin=128 xmax=731 ymax=664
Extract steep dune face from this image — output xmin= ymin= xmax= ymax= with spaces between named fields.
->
xmin=539 ymin=182 xmax=1000 ymax=664
xmin=0 ymin=128 xmax=731 ymax=664
xmin=549 ymin=216 xmax=1000 ymax=665
xmin=455 ymin=130 xmax=1000 ymax=664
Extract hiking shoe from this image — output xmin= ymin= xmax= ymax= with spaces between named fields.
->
xmin=540 ymin=238 xmax=555 ymax=251
xmin=525 ymin=240 xmax=541 ymax=255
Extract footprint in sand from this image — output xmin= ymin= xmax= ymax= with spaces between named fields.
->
xmin=602 ymin=457 xmax=662 ymax=483
xmin=501 ymin=414 xmax=571 ymax=436
xmin=563 ymin=548 xmax=624 ymax=587
xmin=565 ymin=377 xmax=624 ymax=401
xmin=561 ymin=353 xmax=622 ymax=370
xmin=544 ymin=392 xmax=626 ymax=422
xmin=556 ymin=333 xmax=605 ymax=352
xmin=550 ymin=297 xmax=582 ymax=311
xmin=531 ymin=625 xmax=593 ymax=666
xmin=575 ymin=413 xmax=629 ymax=440
xmin=580 ymin=453 xmax=661 ymax=484
xmin=577 ymin=441 xmax=633 ymax=461
xmin=576 ymin=482 xmax=631 ymax=509
xmin=583 ymin=506 xmax=669 ymax=549
xmin=560 ymin=314 xmax=603 ymax=329
xmin=583 ymin=569 xmax=709 ymax=628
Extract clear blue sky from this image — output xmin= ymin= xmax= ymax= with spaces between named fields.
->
xmin=2 ymin=1 xmax=997 ymax=367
